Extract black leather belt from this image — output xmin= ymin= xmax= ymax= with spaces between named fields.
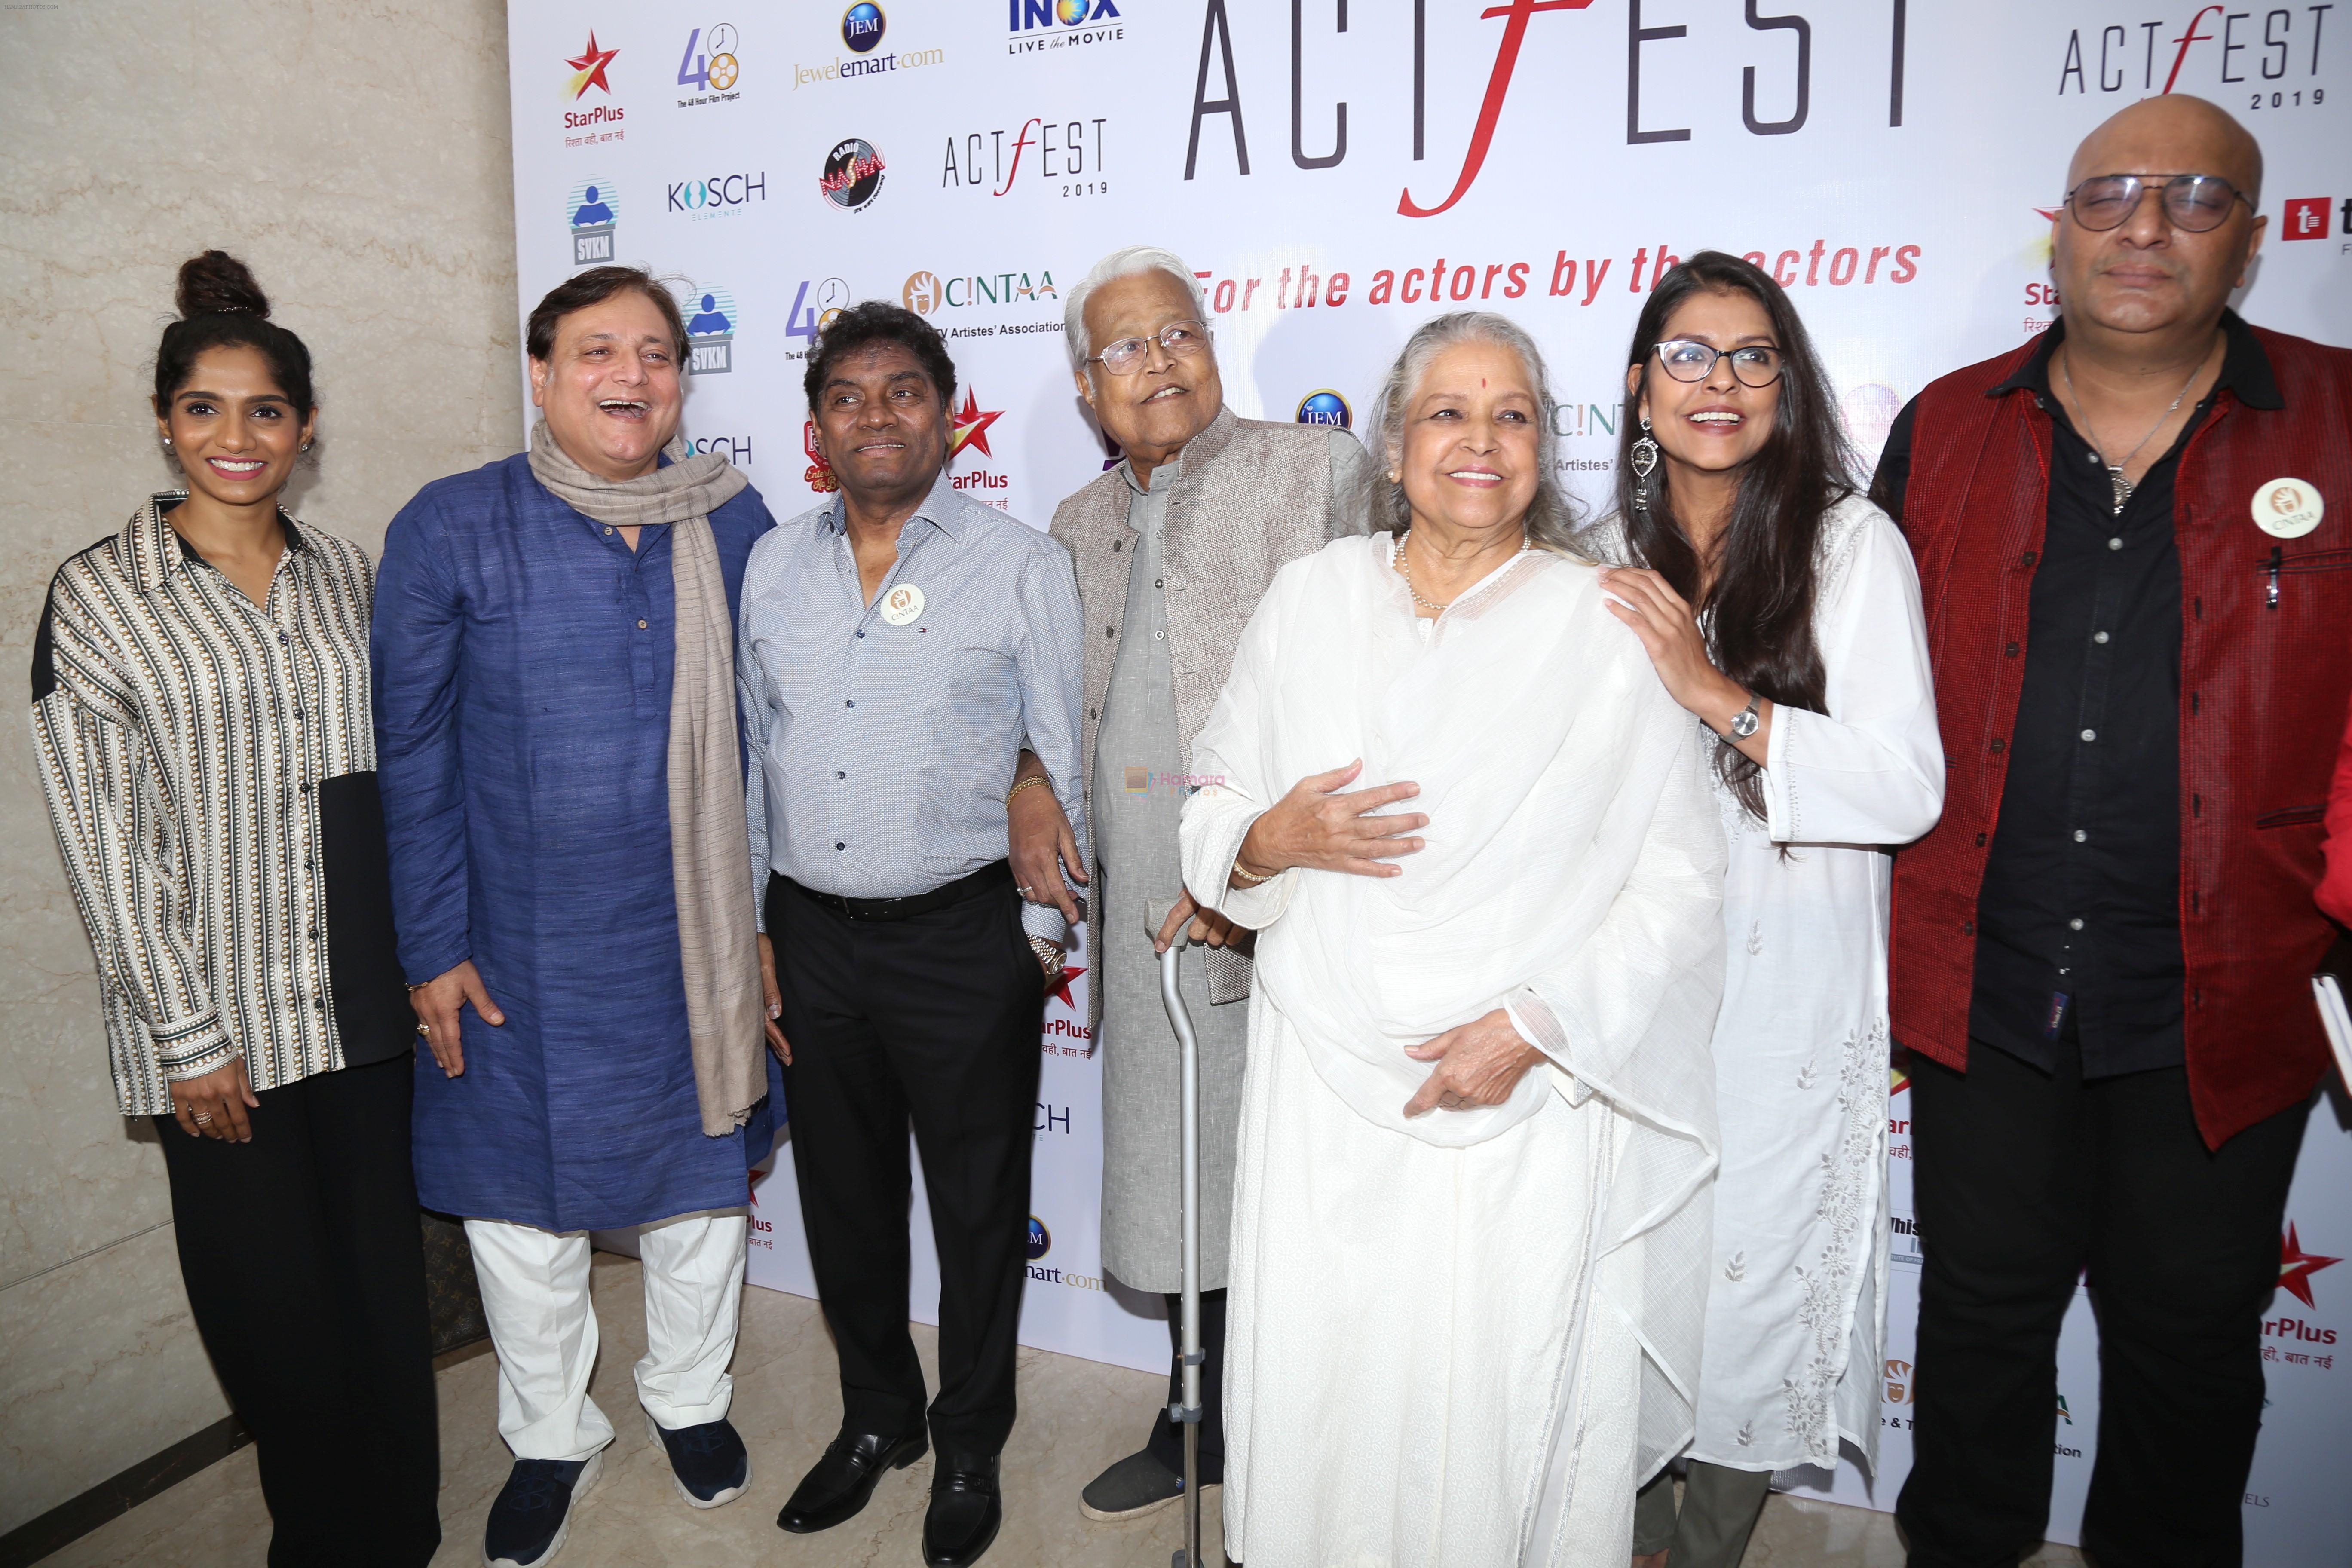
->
xmin=781 ymin=860 xmax=1013 ymax=923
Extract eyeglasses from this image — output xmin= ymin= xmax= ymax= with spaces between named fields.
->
xmin=1087 ymin=320 xmax=1210 ymax=376
xmin=1651 ymin=339 xmax=1784 ymax=388
xmin=2064 ymin=173 xmax=2253 ymax=233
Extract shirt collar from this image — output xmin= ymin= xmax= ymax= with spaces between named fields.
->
xmin=1991 ymin=309 xmax=2282 ymax=410
xmin=1114 ymin=403 xmax=1237 ymax=497
xmin=130 ymin=492 xmax=309 ymax=593
xmin=821 ymin=467 xmax=967 ymax=542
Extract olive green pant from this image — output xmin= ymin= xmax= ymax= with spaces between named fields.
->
xmin=1632 ymin=1461 xmax=1774 ymax=1567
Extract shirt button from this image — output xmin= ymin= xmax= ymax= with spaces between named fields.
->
xmin=1106 ymin=625 xmax=1118 ymax=639
xmin=2080 ymin=729 xmax=2097 ymax=742
xmin=605 ymin=527 xmax=614 ymax=535
xmin=836 ymin=771 xmax=845 ymax=780
xmin=835 ymin=842 xmax=845 ymax=850
xmin=2073 ymin=829 xmax=2087 ymax=842
xmin=638 ymin=619 xmax=649 ymax=629
xmin=1155 ymin=579 xmax=1164 ymax=588
xmin=856 ymin=630 xmax=866 ymax=639
xmin=2107 ymin=537 xmax=2123 ymax=551
xmin=2093 ymin=630 xmax=2110 ymax=644
xmin=2070 ymin=917 xmax=2085 ymax=931
xmin=845 ymin=699 xmax=855 ymax=709
xmin=2004 ymin=641 xmax=2019 ymax=656
xmin=1154 ymin=629 xmax=1166 ymax=640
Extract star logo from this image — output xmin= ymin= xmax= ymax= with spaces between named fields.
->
xmin=1889 ymin=1061 xmax=1911 ymax=1096
xmin=1047 ymin=965 xmax=1086 ymax=1011
xmin=949 ymin=389 xmax=1003 ymax=462
xmin=2279 ymin=1222 xmax=2340 ymax=1309
xmin=2034 ymin=206 xmax=2063 ymax=224
xmin=566 ymin=31 xmax=619 ymax=100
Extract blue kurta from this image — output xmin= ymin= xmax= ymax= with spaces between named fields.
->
xmin=373 ymin=453 xmax=781 ymax=1232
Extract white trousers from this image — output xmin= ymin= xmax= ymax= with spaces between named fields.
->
xmin=465 ymin=1212 xmax=748 ymax=1462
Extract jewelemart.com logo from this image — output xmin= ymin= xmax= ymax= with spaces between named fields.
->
xmin=799 ymin=2 xmax=946 ymax=89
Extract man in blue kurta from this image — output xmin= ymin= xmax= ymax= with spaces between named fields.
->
xmin=373 ymin=267 xmax=782 ymax=1568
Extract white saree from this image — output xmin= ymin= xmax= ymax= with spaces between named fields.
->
xmin=1179 ymin=534 xmax=1726 ymax=1568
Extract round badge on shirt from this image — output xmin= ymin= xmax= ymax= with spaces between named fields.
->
xmin=2251 ymin=478 xmax=2324 ymax=539
xmin=880 ymin=584 xmax=925 ymax=625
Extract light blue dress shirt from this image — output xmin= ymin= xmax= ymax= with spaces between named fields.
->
xmin=738 ymin=472 xmax=1088 ymax=944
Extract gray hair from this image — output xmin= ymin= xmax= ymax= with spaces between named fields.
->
xmin=1360 ymin=311 xmax=1584 ymax=555
xmin=1062 ymin=245 xmax=1210 ymax=371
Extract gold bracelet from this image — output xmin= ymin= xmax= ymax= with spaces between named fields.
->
xmin=1230 ymin=860 xmax=1277 ymax=885
xmin=1005 ymin=775 xmax=1050 ymax=807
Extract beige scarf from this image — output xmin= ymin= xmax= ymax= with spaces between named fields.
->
xmin=528 ymin=419 xmax=766 ymax=1137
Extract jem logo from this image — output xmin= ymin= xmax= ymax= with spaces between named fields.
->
xmin=1026 ymin=1216 xmax=1053 ymax=1260
xmin=1296 ymin=390 xmax=1351 ymax=428
xmin=843 ymin=2 xmax=885 ymax=53
xmin=678 ymin=285 xmax=740 ymax=375
xmin=1008 ymin=0 xmax=1125 ymax=53
xmin=941 ymin=117 xmax=1107 ymax=195
xmin=566 ymin=178 xmax=618 ymax=266
xmin=675 ymin=22 xmax=741 ymax=101
xmin=820 ymin=138 xmax=888 ymax=212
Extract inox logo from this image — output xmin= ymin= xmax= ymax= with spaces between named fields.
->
xmin=1010 ymin=0 xmax=1121 ymax=31
xmin=668 ymin=173 xmax=767 ymax=211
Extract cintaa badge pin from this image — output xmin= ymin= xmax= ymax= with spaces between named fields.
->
xmin=880 ymin=584 xmax=926 ymax=625
xmin=2252 ymin=477 xmax=2324 ymax=539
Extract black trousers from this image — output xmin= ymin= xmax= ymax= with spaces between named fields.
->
xmin=1145 ymin=1288 xmax=1227 ymax=1485
xmin=769 ymin=872 xmax=1045 ymax=1458
xmin=154 ymin=1054 xmax=441 ymax=1568
xmin=1896 ymin=1037 xmax=2311 ymax=1568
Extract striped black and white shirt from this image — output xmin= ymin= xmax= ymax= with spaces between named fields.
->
xmin=31 ymin=495 xmax=410 ymax=1117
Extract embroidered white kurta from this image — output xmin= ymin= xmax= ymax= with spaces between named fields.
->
xmin=1180 ymin=535 xmax=1727 ymax=1567
xmin=1607 ymin=497 xmax=1943 ymax=1476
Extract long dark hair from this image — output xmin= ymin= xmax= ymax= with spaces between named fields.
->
xmin=1614 ymin=251 xmax=1855 ymax=820
xmin=153 ymin=251 xmax=316 ymax=416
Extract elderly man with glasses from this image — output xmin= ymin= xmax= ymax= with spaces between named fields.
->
xmin=1004 ymin=244 xmax=1372 ymax=1525
xmin=1870 ymin=95 xmax=2352 ymax=1567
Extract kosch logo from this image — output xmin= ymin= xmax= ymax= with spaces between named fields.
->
xmin=566 ymin=178 xmax=618 ymax=266
xmin=668 ymin=172 xmax=767 ymax=214
xmin=1026 ymin=1216 xmax=1053 ymax=1260
xmin=677 ymin=285 xmax=740 ymax=375
xmin=820 ymin=138 xmax=888 ymax=212
xmin=1296 ymin=390 xmax=1351 ymax=428
xmin=843 ymin=2 xmax=885 ymax=53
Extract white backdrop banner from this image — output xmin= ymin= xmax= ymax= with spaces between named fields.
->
xmin=509 ymin=0 xmax=2350 ymax=1554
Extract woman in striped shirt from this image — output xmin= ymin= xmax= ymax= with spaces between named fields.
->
xmin=31 ymin=252 xmax=440 ymax=1565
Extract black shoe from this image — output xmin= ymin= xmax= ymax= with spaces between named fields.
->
xmin=924 ymin=1452 xmax=1003 ymax=1567
xmin=1079 ymin=1448 xmax=1204 ymax=1522
xmin=482 ymin=1453 xmax=600 ymax=1567
xmin=776 ymin=1427 xmax=927 ymax=1534
xmin=645 ymin=1412 xmax=750 ymax=1508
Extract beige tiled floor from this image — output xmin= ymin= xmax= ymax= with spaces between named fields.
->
xmin=46 ymin=1254 xmax=2086 ymax=1567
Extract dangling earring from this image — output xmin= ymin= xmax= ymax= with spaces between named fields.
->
xmin=1629 ymin=415 xmax=1660 ymax=512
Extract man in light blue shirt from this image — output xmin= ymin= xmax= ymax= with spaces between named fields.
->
xmin=738 ymin=300 xmax=1084 ymax=1568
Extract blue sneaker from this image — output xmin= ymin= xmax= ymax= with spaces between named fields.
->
xmin=646 ymin=1412 xmax=751 ymax=1508
xmin=482 ymin=1452 xmax=600 ymax=1567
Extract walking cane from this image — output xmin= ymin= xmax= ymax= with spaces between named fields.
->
xmin=1157 ymin=930 xmax=1206 ymax=1568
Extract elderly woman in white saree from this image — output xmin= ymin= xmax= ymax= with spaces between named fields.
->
xmin=1176 ymin=313 xmax=1727 ymax=1568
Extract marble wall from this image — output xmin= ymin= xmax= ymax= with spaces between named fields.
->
xmin=0 ymin=0 xmax=521 ymax=1530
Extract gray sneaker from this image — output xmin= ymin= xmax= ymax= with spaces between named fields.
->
xmin=1079 ymin=1449 xmax=1205 ymax=1522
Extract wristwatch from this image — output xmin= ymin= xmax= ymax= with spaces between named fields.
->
xmin=1724 ymin=693 xmax=1761 ymax=740
xmin=1027 ymin=934 xmax=1066 ymax=978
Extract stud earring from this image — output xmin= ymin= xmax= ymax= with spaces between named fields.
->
xmin=162 ymin=436 xmax=174 ymax=448
xmin=300 ymin=441 xmax=312 ymax=453
xmin=1629 ymin=416 xmax=1660 ymax=512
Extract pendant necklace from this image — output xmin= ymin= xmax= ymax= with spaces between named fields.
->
xmin=2057 ymin=346 xmax=2205 ymax=516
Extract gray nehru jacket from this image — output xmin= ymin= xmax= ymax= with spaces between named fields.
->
xmin=1053 ymin=407 xmax=1371 ymax=1293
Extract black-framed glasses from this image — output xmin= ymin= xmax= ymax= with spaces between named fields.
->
xmin=1088 ymin=320 xmax=1210 ymax=376
xmin=2064 ymin=173 xmax=2253 ymax=233
xmin=1652 ymin=339 xmax=1784 ymax=388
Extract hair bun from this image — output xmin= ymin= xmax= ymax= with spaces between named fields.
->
xmin=175 ymin=250 xmax=272 ymax=319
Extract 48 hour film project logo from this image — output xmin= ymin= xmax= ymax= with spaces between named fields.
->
xmin=566 ymin=177 xmax=618 ymax=266
xmin=677 ymin=283 xmax=741 ymax=374
xmin=820 ymin=138 xmax=887 ymax=212
xmin=675 ymin=21 xmax=742 ymax=108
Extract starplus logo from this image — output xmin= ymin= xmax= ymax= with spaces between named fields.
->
xmin=562 ymin=31 xmax=626 ymax=138
xmin=949 ymin=389 xmax=1012 ymax=502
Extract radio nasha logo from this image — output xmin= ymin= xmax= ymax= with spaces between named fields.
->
xmin=678 ymin=284 xmax=740 ymax=375
xmin=820 ymin=138 xmax=888 ymax=212
xmin=1008 ymin=0 xmax=1125 ymax=55
xmin=675 ymin=22 xmax=741 ymax=108
xmin=563 ymin=31 xmax=626 ymax=144
xmin=1296 ymin=390 xmax=1351 ymax=429
xmin=566 ymin=178 xmax=618 ymax=267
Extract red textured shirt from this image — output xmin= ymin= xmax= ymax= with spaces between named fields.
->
xmin=2321 ymin=689 xmax=2352 ymax=929
xmin=1873 ymin=316 xmax=2352 ymax=1148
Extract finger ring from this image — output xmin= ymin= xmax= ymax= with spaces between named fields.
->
xmin=415 ymin=1023 xmax=431 ymax=1037
xmin=1018 ymin=885 xmax=1034 ymax=896
xmin=192 ymin=1111 xmax=212 ymax=1124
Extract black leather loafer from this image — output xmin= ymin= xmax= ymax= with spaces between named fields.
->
xmin=775 ymin=1427 xmax=927 ymax=1534
xmin=923 ymin=1452 xmax=1002 ymax=1567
